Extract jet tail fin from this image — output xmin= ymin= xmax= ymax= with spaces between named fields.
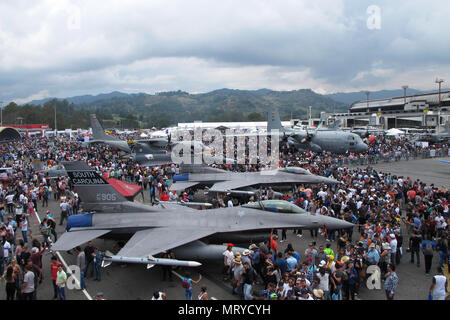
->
xmin=90 ymin=114 xmax=120 ymax=141
xmin=267 ymin=107 xmax=284 ymax=133
xmin=327 ymin=119 xmax=341 ymax=130
xmin=62 ymin=161 xmax=129 ymax=211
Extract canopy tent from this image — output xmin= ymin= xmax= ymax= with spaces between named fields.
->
xmin=106 ymin=177 xmax=143 ymax=201
xmin=386 ymin=128 xmax=405 ymax=136
xmin=0 ymin=127 xmax=21 ymax=142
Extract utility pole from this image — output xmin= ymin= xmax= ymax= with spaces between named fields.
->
xmin=365 ymin=91 xmax=370 ymax=112
xmin=309 ymin=106 xmax=312 ymax=127
xmin=435 ymin=78 xmax=444 ymax=107
xmin=54 ymin=104 xmax=57 ymax=136
xmin=402 ymin=85 xmax=408 ymax=104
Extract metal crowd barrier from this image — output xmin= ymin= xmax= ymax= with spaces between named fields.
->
xmin=340 ymin=147 xmax=449 ymax=166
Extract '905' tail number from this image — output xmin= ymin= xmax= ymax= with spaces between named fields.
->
xmin=96 ymin=193 xmax=118 ymax=201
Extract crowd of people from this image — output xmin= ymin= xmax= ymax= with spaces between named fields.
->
xmin=0 ymin=131 xmax=448 ymax=300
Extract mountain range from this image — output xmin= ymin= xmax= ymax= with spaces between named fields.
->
xmin=19 ymin=87 xmax=445 ymax=128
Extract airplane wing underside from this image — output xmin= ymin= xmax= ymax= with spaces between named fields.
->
xmin=169 ymin=181 xmax=200 ymax=192
xmin=117 ymin=227 xmax=216 ymax=257
xmin=51 ymin=229 xmax=112 ymax=251
xmin=208 ymin=180 xmax=254 ymax=192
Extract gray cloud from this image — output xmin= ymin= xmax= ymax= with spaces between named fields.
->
xmin=0 ymin=0 xmax=449 ymax=103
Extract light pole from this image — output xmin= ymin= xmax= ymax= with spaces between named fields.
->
xmin=435 ymin=78 xmax=444 ymax=107
xmin=402 ymin=85 xmax=408 ymax=104
xmin=54 ymin=104 xmax=57 ymax=136
xmin=0 ymin=101 xmax=3 ymax=127
xmin=365 ymin=91 xmax=370 ymax=112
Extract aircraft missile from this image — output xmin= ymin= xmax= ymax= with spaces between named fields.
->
xmin=102 ymin=251 xmax=202 ymax=269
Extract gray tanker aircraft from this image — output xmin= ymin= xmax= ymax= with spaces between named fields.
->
xmin=51 ymin=162 xmax=353 ymax=268
xmin=413 ymin=122 xmax=450 ymax=144
xmin=268 ymin=107 xmax=368 ymax=154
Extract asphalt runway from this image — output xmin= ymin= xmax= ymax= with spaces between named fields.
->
xmin=353 ymin=156 xmax=450 ymax=188
xmin=1 ymin=156 xmax=448 ymax=300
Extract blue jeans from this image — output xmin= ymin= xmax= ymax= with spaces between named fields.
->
xmin=22 ymin=230 xmax=28 ymax=244
xmin=184 ymin=288 xmax=192 ymax=300
xmin=58 ymin=286 xmax=66 ymax=300
xmin=80 ymin=271 xmax=86 ymax=289
xmin=243 ymin=283 xmax=253 ymax=300
xmin=94 ymin=264 xmax=101 ymax=281
xmin=437 ymin=251 xmax=445 ymax=268
xmin=328 ymin=230 xmax=336 ymax=241
xmin=410 ymin=248 xmax=420 ymax=265
xmin=0 ymin=257 xmax=4 ymax=277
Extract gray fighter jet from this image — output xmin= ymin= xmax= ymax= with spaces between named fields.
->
xmin=51 ymin=162 xmax=353 ymax=267
xmin=268 ymin=107 xmax=369 ymax=154
xmin=169 ymin=164 xmax=339 ymax=197
xmin=88 ymin=114 xmax=217 ymax=166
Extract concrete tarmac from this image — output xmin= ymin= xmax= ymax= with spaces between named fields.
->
xmin=1 ymin=156 xmax=448 ymax=300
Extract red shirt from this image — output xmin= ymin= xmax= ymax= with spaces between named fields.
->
xmin=270 ymin=236 xmax=278 ymax=253
xmin=50 ymin=262 xmax=61 ymax=281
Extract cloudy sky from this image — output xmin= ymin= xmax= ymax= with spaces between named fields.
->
xmin=1 ymin=0 xmax=449 ymax=104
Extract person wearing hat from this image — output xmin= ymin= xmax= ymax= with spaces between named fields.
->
xmin=316 ymin=260 xmax=331 ymax=300
xmin=389 ymin=233 xmax=398 ymax=267
xmin=231 ymin=256 xmax=244 ymax=296
xmin=364 ymin=243 xmax=380 ymax=266
xmin=313 ymin=289 xmax=324 ymax=300
xmin=249 ymin=244 xmax=261 ymax=275
xmin=241 ymin=249 xmax=252 ymax=266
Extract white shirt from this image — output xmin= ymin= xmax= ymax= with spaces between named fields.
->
xmin=227 ymin=200 xmax=234 ymax=207
xmin=3 ymin=241 xmax=11 ymax=258
xmin=223 ymin=250 xmax=234 ymax=266
xmin=389 ymin=239 xmax=398 ymax=253
xmin=432 ymin=274 xmax=447 ymax=299
xmin=435 ymin=216 xmax=445 ymax=229
xmin=21 ymin=219 xmax=28 ymax=232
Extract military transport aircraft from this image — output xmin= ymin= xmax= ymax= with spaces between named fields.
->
xmin=413 ymin=122 xmax=450 ymax=144
xmin=51 ymin=162 xmax=353 ymax=268
xmin=267 ymin=107 xmax=369 ymax=154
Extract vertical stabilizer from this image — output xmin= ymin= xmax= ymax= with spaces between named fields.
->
xmin=267 ymin=107 xmax=284 ymax=133
xmin=90 ymin=114 xmax=120 ymax=141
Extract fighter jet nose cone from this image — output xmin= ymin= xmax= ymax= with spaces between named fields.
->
xmin=360 ymin=143 xmax=368 ymax=152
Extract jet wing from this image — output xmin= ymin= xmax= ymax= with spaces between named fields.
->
xmin=117 ymin=227 xmax=215 ymax=257
xmin=169 ymin=181 xmax=200 ymax=192
xmin=51 ymin=229 xmax=112 ymax=251
xmin=208 ymin=180 xmax=252 ymax=193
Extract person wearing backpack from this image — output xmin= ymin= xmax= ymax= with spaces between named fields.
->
xmin=421 ymin=239 xmax=436 ymax=275
xmin=181 ymin=272 xmax=202 ymax=300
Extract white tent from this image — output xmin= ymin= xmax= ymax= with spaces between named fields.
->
xmin=386 ymin=128 xmax=405 ymax=136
